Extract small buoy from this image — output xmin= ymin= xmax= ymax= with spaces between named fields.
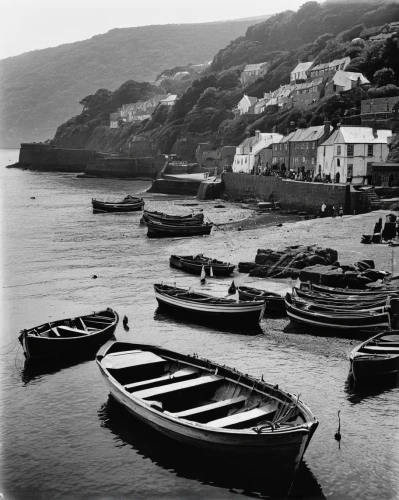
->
xmin=123 ymin=315 xmax=129 ymax=328
xmin=237 ymin=226 xmax=242 ymax=231
xmin=91 ymin=275 xmax=97 ymax=279
xmin=31 ymin=196 xmax=35 ymax=199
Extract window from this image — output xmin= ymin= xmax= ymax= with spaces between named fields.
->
xmin=302 ymin=156 xmax=306 ymax=163
xmin=367 ymin=162 xmax=373 ymax=175
xmin=245 ymin=157 xmax=247 ymax=163
xmin=368 ymin=145 xmax=373 ymax=157
xmin=337 ymin=145 xmax=341 ymax=155
xmin=312 ymin=142 xmax=315 ymax=149
xmin=311 ymin=157 xmax=315 ymax=164
xmin=305 ymin=142 xmax=309 ymax=149
xmin=241 ymin=158 xmax=243 ymax=165
xmin=285 ymin=143 xmax=288 ymax=150
xmin=347 ymin=144 xmax=354 ymax=157
xmin=347 ymin=164 xmax=353 ymax=178
xmin=337 ymin=159 xmax=340 ymax=167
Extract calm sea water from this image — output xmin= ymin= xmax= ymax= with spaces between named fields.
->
xmin=1 ymin=149 xmax=398 ymax=500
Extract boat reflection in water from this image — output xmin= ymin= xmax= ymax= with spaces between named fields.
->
xmin=345 ymin=371 xmax=399 ymax=401
xmin=98 ymin=396 xmax=325 ymax=500
xmin=20 ymin=354 xmax=94 ymax=385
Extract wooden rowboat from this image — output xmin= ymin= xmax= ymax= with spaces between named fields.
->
xmin=154 ymin=284 xmax=265 ymax=324
xmin=96 ymin=340 xmax=318 ymax=466
xmin=285 ymin=293 xmax=391 ymax=331
xmin=142 ymin=210 xmax=204 ymax=225
xmin=147 ymin=219 xmax=213 ymax=238
xmin=19 ymin=308 xmax=119 ymax=361
xmin=302 ymin=282 xmax=399 ymax=297
xmin=349 ymin=331 xmax=399 ymax=379
xmin=92 ymin=195 xmax=144 ymax=213
xmin=293 ymin=286 xmax=398 ymax=305
xmin=170 ymin=255 xmax=235 ymax=276
xmin=237 ymin=286 xmax=286 ymax=314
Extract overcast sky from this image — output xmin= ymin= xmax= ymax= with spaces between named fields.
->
xmin=0 ymin=0 xmax=309 ymax=60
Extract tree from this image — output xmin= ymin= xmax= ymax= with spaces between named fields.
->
xmin=373 ymin=68 xmax=395 ymax=87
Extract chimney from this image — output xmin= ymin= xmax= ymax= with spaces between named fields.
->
xmin=298 ymin=59 xmax=302 ymax=64
xmin=336 ymin=123 xmax=341 ymax=129
xmin=255 ymin=130 xmax=260 ymax=140
xmin=372 ymin=125 xmax=378 ymax=138
xmin=324 ymin=120 xmax=331 ymax=135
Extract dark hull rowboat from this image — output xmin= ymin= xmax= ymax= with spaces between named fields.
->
xmin=19 ymin=308 xmax=119 ymax=361
xmin=237 ymin=286 xmax=286 ymax=313
xmin=291 ymin=289 xmax=395 ymax=313
xmin=92 ymin=195 xmax=144 ymax=213
xmin=143 ymin=210 xmax=204 ymax=225
xmin=301 ymin=282 xmax=399 ymax=297
xmin=96 ymin=340 xmax=318 ymax=466
xmin=349 ymin=331 xmax=399 ymax=379
xmin=147 ymin=219 xmax=213 ymax=238
xmin=170 ymin=255 xmax=235 ymax=276
xmin=285 ymin=294 xmax=391 ymax=331
xmin=293 ymin=286 xmax=398 ymax=305
xmin=154 ymin=284 xmax=265 ymax=323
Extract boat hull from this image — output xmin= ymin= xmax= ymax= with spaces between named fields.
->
xmin=285 ymin=299 xmax=390 ymax=331
xmin=147 ymin=221 xmax=213 ymax=238
xmin=96 ymin=341 xmax=318 ymax=464
xmin=350 ymin=354 xmax=399 ymax=379
xmin=170 ymin=255 xmax=235 ymax=276
xmin=100 ymin=370 xmax=313 ymax=460
xmin=92 ymin=198 xmax=144 ymax=213
xmin=238 ymin=287 xmax=286 ymax=313
xmin=155 ymin=289 xmax=265 ymax=324
xmin=20 ymin=317 xmax=118 ymax=362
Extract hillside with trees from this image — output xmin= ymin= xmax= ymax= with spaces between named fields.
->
xmin=53 ymin=0 xmax=399 ymax=156
xmin=0 ymin=16 xmax=272 ymax=148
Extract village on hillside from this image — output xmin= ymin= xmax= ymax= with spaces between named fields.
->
xmin=106 ymin=22 xmax=399 ymax=189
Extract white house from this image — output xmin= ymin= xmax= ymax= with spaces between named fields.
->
xmin=110 ymin=111 xmax=121 ymax=128
xmin=232 ymin=131 xmax=283 ymax=173
xmin=235 ymin=94 xmax=258 ymax=115
xmin=290 ymin=61 xmax=314 ymax=83
xmin=317 ymin=126 xmax=392 ymax=184
xmin=328 ymin=70 xmax=370 ymax=93
xmin=159 ymin=94 xmax=178 ymax=106
xmin=240 ymin=62 xmax=269 ymax=85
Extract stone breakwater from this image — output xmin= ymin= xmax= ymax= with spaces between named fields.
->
xmin=238 ymin=244 xmax=389 ymax=289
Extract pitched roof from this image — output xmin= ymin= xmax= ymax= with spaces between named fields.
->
xmin=243 ymin=63 xmax=268 ymax=72
xmin=321 ymin=127 xmax=392 ymax=146
xmin=333 ymin=70 xmax=369 ymax=86
xmin=295 ymin=77 xmax=324 ymax=91
xmin=160 ymin=94 xmax=177 ymax=102
xmin=237 ymin=136 xmax=259 ymax=149
xmin=289 ymin=125 xmax=331 ymax=142
xmin=279 ymin=131 xmax=295 ymax=144
xmin=311 ymin=57 xmax=350 ymax=72
xmin=291 ymin=62 xmax=314 ymax=74
xmin=241 ymin=95 xmax=258 ymax=105
xmin=110 ymin=113 xmax=120 ymax=120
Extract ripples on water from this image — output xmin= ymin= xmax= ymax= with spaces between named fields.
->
xmin=1 ymin=156 xmax=399 ymax=500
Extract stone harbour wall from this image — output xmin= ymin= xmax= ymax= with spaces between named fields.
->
xmin=221 ymin=172 xmax=351 ymax=212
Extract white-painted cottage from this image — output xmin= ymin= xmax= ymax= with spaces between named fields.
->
xmin=317 ymin=126 xmax=392 ymax=184
xmin=232 ymin=131 xmax=283 ymax=173
xmin=235 ymin=94 xmax=258 ymax=115
xmin=290 ymin=61 xmax=314 ymax=83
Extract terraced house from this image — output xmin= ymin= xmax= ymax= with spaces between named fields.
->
xmin=272 ymin=122 xmax=332 ymax=177
xmin=317 ymin=126 xmax=392 ymax=184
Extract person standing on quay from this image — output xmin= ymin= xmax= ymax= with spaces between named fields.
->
xmin=321 ymin=202 xmax=326 ymax=217
xmin=339 ymin=206 xmax=344 ymax=217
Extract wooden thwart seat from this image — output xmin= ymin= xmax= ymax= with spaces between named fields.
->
xmin=133 ymin=374 xmax=222 ymax=399
xmin=206 ymin=403 xmax=277 ymax=429
xmin=169 ymin=395 xmax=247 ymax=419
xmin=124 ymin=367 xmax=197 ymax=392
